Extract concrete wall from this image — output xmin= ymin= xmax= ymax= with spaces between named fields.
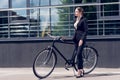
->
xmin=0 ymin=37 xmax=120 ymax=68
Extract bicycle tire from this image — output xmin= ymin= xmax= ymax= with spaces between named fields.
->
xmin=74 ymin=46 xmax=98 ymax=74
xmin=33 ymin=48 xmax=57 ymax=79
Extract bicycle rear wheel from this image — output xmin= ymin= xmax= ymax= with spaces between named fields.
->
xmin=74 ymin=46 xmax=98 ymax=74
xmin=33 ymin=48 xmax=56 ymax=79
xmin=82 ymin=46 xmax=98 ymax=74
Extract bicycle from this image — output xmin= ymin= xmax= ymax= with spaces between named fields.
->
xmin=33 ymin=34 xmax=98 ymax=79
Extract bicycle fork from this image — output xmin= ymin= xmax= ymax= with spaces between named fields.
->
xmin=43 ymin=47 xmax=53 ymax=65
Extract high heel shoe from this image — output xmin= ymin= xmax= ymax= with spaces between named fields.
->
xmin=76 ymin=70 xmax=84 ymax=78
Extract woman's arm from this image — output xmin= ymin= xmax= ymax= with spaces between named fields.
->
xmin=78 ymin=18 xmax=88 ymax=46
xmin=81 ymin=18 xmax=88 ymax=40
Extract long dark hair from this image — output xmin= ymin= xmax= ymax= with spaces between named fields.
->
xmin=76 ymin=7 xmax=84 ymax=15
xmin=74 ymin=7 xmax=84 ymax=19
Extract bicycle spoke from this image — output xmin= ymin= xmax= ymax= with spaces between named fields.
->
xmin=74 ymin=46 xmax=98 ymax=74
xmin=33 ymin=49 xmax=56 ymax=79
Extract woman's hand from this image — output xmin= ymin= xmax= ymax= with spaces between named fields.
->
xmin=79 ymin=40 xmax=83 ymax=46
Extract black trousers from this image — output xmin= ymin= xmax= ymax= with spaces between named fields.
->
xmin=75 ymin=40 xmax=85 ymax=69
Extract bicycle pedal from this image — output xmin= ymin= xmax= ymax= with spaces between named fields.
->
xmin=65 ymin=67 xmax=69 ymax=71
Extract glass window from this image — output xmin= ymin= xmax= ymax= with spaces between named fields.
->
xmin=97 ymin=20 xmax=120 ymax=36
xmin=101 ymin=0 xmax=119 ymax=16
xmin=74 ymin=0 xmax=82 ymax=3
xmin=83 ymin=5 xmax=97 ymax=35
xmin=51 ymin=8 xmax=60 ymax=36
xmin=9 ymin=10 xmax=29 ymax=38
xmin=84 ymin=0 xmax=96 ymax=3
xmin=30 ymin=0 xmax=49 ymax=6
xmin=51 ymin=7 xmax=73 ymax=36
xmin=10 ymin=25 xmax=29 ymax=38
xmin=51 ymin=0 xmax=62 ymax=5
xmin=0 ymin=11 xmax=9 ymax=38
xmin=11 ymin=0 xmax=27 ymax=17
xmin=51 ymin=0 xmax=73 ymax=5
xmin=40 ymin=8 xmax=50 ymax=37
xmin=104 ymin=20 xmax=120 ymax=35
xmin=30 ymin=0 xmax=40 ymax=7
xmin=0 ymin=0 xmax=8 ymax=8
xmin=51 ymin=8 xmax=59 ymax=22
xmin=41 ymin=0 xmax=49 ymax=6
xmin=101 ymin=0 xmax=118 ymax=3
xmin=30 ymin=8 xmax=50 ymax=37
xmin=10 ymin=0 xmax=28 ymax=38
xmin=0 ymin=25 xmax=8 ymax=38
xmin=29 ymin=8 xmax=40 ymax=37
xmin=1 ymin=0 xmax=120 ymax=38
xmin=103 ymin=4 xmax=119 ymax=16
xmin=12 ymin=0 xmax=26 ymax=8
xmin=75 ymin=0 xmax=96 ymax=3
xmin=51 ymin=8 xmax=59 ymax=31
xmin=0 ymin=0 xmax=9 ymax=38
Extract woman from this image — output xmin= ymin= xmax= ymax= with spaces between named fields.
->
xmin=73 ymin=7 xmax=88 ymax=78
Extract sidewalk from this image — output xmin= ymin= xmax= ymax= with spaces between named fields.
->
xmin=0 ymin=68 xmax=120 ymax=80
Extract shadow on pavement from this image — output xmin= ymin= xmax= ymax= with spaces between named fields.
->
xmin=38 ymin=75 xmax=74 ymax=80
xmin=85 ymin=73 xmax=120 ymax=78
xmin=38 ymin=73 xmax=120 ymax=80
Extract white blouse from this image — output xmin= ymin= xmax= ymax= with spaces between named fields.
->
xmin=74 ymin=17 xmax=81 ymax=29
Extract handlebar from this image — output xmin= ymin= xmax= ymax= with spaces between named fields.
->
xmin=47 ymin=33 xmax=64 ymax=42
xmin=47 ymin=33 xmax=74 ymax=44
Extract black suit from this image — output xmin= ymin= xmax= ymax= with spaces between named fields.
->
xmin=73 ymin=16 xmax=88 ymax=44
xmin=73 ymin=16 xmax=88 ymax=69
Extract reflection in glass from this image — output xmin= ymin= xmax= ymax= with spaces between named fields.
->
xmin=0 ymin=0 xmax=8 ymax=8
xmin=40 ymin=8 xmax=50 ymax=37
xmin=74 ymin=0 xmax=82 ymax=3
xmin=9 ymin=10 xmax=29 ymax=37
xmin=51 ymin=8 xmax=59 ymax=35
xmin=12 ymin=0 xmax=27 ymax=17
xmin=100 ymin=0 xmax=119 ymax=16
xmin=0 ymin=25 xmax=8 ymax=38
xmin=51 ymin=0 xmax=73 ymax=5
xmin=12 ymin=0 xmax=26 ymax=8
xmin=10 ymin=0 xmax=28 ymax=37
xmin=40 ymin=0 xmax=49 ymax=6
xmin=30 ymin=8 xmax=40 ymax=37
xmin=82 ymin=0 xmax=96 ymax=3
xmin=10 ymin=25 xmax=29 ymax=37
xmin=0 ymin=0 xmax=120 ymax=38
xmin=101 ymin=4 xmax=119 ymax=16
xmin=51 ymin=0 xmax=62 ymax=5
xmin=104 ymin=20 xmax=120 ymax=35
xmin=30 ymin=0 xmax=40 ymax=7
xmin=101 ymin=0 xmax=118 ymax=3
xmin=51 ymin=7 xmax=74 ymax=36
xmin=30 ymin=8 xmax=50 ymax=37
xmin=30 ymin=0 xmax=49 ymax=6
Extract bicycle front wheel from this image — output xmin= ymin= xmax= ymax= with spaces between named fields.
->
xmin=33 ymin=48 xmax=57 ymax=79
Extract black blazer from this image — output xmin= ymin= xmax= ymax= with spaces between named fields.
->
xmin=73 ymin=16 xmax=88 ymax=43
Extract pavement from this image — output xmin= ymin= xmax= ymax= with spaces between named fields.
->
xmin=0 ymin=68 xmax=120 ymax=80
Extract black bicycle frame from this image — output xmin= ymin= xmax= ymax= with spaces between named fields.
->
xmin=51 ymin=40 xmax=76 ymax=65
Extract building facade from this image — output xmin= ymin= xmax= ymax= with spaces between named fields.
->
xmin=0 ymin=0 xmax=120 ymax=38
xmin=0 ymin=0 xmax=120 ymax=67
